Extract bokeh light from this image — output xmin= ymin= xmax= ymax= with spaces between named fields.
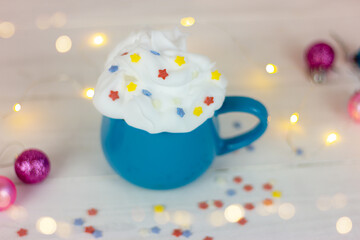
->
xmin=332 ymin=193 xmax=347 ymax=209
xmin=172 ymin=211 xmax=193 ymax=227
xmin=56 ymin=222 xmax=72 ymax=238
xmin=208 ymin=210 xmax=227 ymax=227
xmin=326 ymin=132 xmax=338 ymax=144
xmin=36 ymin=217 xmax=57 ymax=235
xmin=316 ymin=196 xmax=332 ymax=211
xmin=266 ymin=64 xmax=277 ymax=74
xmin=154 ymin=211 xmax=170 ymax=225
xmin=36 ymin=15 xmax=51 ymax=30
xmin=13 ymin=103 xmax=22 ymax=112
xmin=224 ymin=204 xmax=245 ymax=223
xmin=92 ymin=33 xmax=107 ymax=46
xmin=278 ymin=203 xmax=296 ymax=220
xmin=55 ymin=35 xmax=72 ymax=53
xmin=85 ymin=88 xmax=95 ymax=99
xmin=180 ymin=17 xmax=195 ymax=27
xmin=290 ymin=112 xmax=299 ymax=125
xmin=6 ymin=205 xmax=28 ymax=221
xmin=336 ymin=217 xmax=352 ymax=234
xmin=51 ymin=12 xmax=67 ymax=28
xmin=0 ymin=21 xmax=15 ymax=39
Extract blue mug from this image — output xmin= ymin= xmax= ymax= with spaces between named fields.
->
xmin=100 ymin=96 xmax=268 ymax=190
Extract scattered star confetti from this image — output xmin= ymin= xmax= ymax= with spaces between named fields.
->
xmin=109 ymin=90 xmax=119 ymax=101
xmin=17 ymin=228 xmax=27 ymax=237
xmin=93 ymin=230 xmax=103 ymax=238
xmin=263 ymin=183 xmax=273 ymax=191
xmin=233 ymin=176 xmax=242 ymax=184
xmin=151 ymin=226 xmax=161 ymax=234
xmin=211 ymin=70 xmax=221 ymax=80
xmin=74 ymin=218 xmax=84 ymax=226
xmin=150 ymin=50 xmax=160 ymax=55
xmin=198 ymin=201 xmax=209 ymax=210
xmin=177 ymin=108 xmax=185 ymax=118
xmin=263 ymin=198 xmax=273 ymax=206
xmin=88 ymin=208 xmax=98 ymax=216
xmin=175 ymin=56 xmax=186 ymax=66
xmin=243 ymin=184 xmax=253 ymax=192
xmin=182 ymin=230 xmax=192 ymax=238
xmin=85 ymin=226 xmax=95 ymax=234
xmin=204 ymin=237 xmax=213 ymax=240
xmin=245 ymin=145 xmax=254 ymax=151
xmin=158 ymin=69 xmax=169 ymax=80
xmin=226 ymin=189 xmax=236 ymax=196
xmin=213 ymin=200 xmax=223 ymax=208
xmin=233 ymin=121 xmax=241 ymax=129
xmin=121 ymin=52 xmax=128 ymax=56
xmin=295 ymin=148 xmax=304 ymax=156
xmin=127 ymin=82 xmax=137 ymax=92
xmin=172 ymin=229 xmax=183 ymax=237
xmin=142 ymin=89 xmax=152 ymax=97
xmin=153 ymin=205 xmax=165 ymax=213
xmin=272 ymin=190 xmax=282 ymax=198
xmin=108 ymin=65 xmax=119 ymax=73
xmin=244 ymin=203 xmax=255 ymax=210
xmin=130 ymin=53 xmax=141 ymax=62
xmin=204 ymin=96 xmax=214 ymax=106
xmin=193 ymin=106 xmax=203 ymax=116
xmin=238 ymin=217 xmax=247 ymax=225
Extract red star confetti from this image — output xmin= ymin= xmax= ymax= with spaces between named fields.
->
xmin=263 ymin=183 xmax=273 ymax=191
xmin=109 ymin=90 xmax=119 ymax=101
xmin=158 ymin=69 xmax=169 ymax=80
xmin=263 ymin=198 xmax=273 ymax=206
xmin=244 ymin=203 xmax=255 ymax=210
xmin=17 ymin=228 xmax=27 ymax=237
xmin=243 ymin=184 xmax=253 ymax=192
xmin=198 ymin=201 xmax=209 ymax=210
xmin=85 ymin=226 xmax=95 ymax=234
xmin=233 ymin=176 xmax=243 ymax=184
xmin=204 ymin=237 xmax=213 ymax=240
xmin=172 ymin=229 xmax=182 ymax=237
xmin=121 ymin=52 xmax=128 ymax=56
xmin=88 ymin=208 xmax=98 ymax=216
xmin=238 ymin=217 xmax=247 ymax=225
xmin=213 ymin=200 xmax=223 ymax=208
xmin=204 ymin=96 xmax=214 ymax=106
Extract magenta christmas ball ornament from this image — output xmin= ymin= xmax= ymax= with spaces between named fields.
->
xmin=0 ymin=176 xmax=17 ymax=211
xmin=348 ymin=90 xmax=360 ymax=122
xmin=15 ymin=149 xmax=50 ymax=184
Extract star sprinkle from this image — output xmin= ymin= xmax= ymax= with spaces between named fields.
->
xmin=193 ymin=106 xmax=203 ymax=116
xmin=130 ymin=53 xmax=141 ymax=62
xmin=296 ymin=148 xmax=304 ymax=156
xmin=109 ymin=90 xmax=119 ymax=101
xmin=108 ymin=65 xmax=119 ymax=73
xmin=142 ymin=89 xmax=152 ymax=97
xmin=204 ymin=96 xmax=214 ymax=106
xmin=150 ymin=50 xmax=160 ymax=55
xmin=151 ymin=226 xmax=161 ymax=234
xmin=243 ymin=184 xmax=253 ymax=192
xmin=263 ymin=183 xmax=273 ymax=191
xmin=204 ymin=237 xmax=213 ymax=240
xmin=182 ymin=230 xmax=192 ymax=238
xmin=244 ymin=203 xmax=255 ymax=210
xmin=158 ymin=69 xmax=169 ymax=80
xmin=88 ymin=208 xmax=98 ymax=216
xmin=263 ymin=198 xmax=273 ymax=206
xmin=198 ymin=201 xmax=209 ymax=210
xmin=121 ymin=52 xmax=128 ymax=56
xmin=245 ymin=145 xmax=254 ymax=151
xmin=172 ymin=229 xmax=183 ymax=237
xmin=272 ymin=190 xmax=282 ymax=198
xmin=85 ymin=226 xmax=95 ymax=234
xmin=211 ymin=70 xmax=221 ymax=80
xmin=175 ymin=56 xmax=186 ymax=66
xmin=74 ymin=218 xmax=84 ymax=226
xmin=93 ymin=230 xmax=103 ymax=238
xmin=153 ymin=205 xmax=165 ymax=213
xmin=127 ymin=82 xmax=137 ymax=92
xmin=177 ymin=108 xmax=185 ymax=118
xmin=233 ymin=176 xmax=243 ymax=184
xmin=238 ymin=217 xmax=247 ymax=225
xmin=226 ymin=189 xmax=236 ymax=196
xmin=213 ymin=200 xmax=223 ymax=208
xmin=233 ymin=121 xmax=242 ymax=129
xmin=17 ymin=228 xmax=27 ymax=237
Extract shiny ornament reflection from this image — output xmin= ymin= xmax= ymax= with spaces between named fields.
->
xmin=348 ymin=91 xmax=360 ymax=122
xmin=0 ymin=176 xmax=16 ymax=211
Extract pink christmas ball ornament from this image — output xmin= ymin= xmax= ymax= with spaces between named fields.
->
xmin=348 ymin=91 xmax=360 ymax=122
xmin=15 ymin=149 xmax=50 ymax=184
xmin=0 ymin=176 xmax=17 ymax=211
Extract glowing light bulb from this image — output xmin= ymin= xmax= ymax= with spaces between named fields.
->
xmin=92 ymin=33 xmax=106 ymax=46
xmin=13 ymin=103 xmax=22 ymax=112
xmin=266 ymin=64 xmax=277 ymax=74
xmin=326 ymin=132 xmax=338 ymax=144
xmin=336 ymin=217 xmax=352 ymax=234
xmin=55 ymin=35 xmax=72 ymax=53
xmin=36 ymin=217 xmax=57 ymax=235
xmin=180 ymin=17 xmax=195 ymax=27
xmin=290 ymin=112 xmax=299 ymax=124
xmin=85 ymin=88 xmax=95 ymax=99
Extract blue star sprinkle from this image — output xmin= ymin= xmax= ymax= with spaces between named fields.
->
xmin=182 ymin=230 xmax=192 ymax=238
xmin=233 ymin=121 xmax=241 ymax=129
xmin=108 ymin=65 xmax=119 ymax=73
xmin=177 ymin=108 xmax=185 ymax=118
xmin=150 ymin=50 xmax=160 ymax=56
xmin=245 ymin=145 xmax=254 ymax=151
xmin=142 ymin=89 xmax=152 ymax=97
xmin=295 ymin=148 xmax=303 ymax=156
xmin=151 ymin=226 xmax=161 ymax=234
xmin=226 ymin=189 xmax=236 ymax=196
xmin=93 ymin=230 xmax=103 ymax=238
xmin=73 ymin=218 xmax=84 ymax=226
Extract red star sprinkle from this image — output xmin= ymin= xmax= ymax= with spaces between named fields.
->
xmin=88 ymin=208 xmax=98 ymax=216
xmin=158 ymin=69 xmax=169 ymax=80
xmin=244 ymin=203 xmax=255 ymax=210
xmin=198 ymin=201 xmax=209 ymax=210
xmin=263 ymin=183 xmax=273 ymax=191
xmin=213 ymin=200 xmax=223 ymax=208
xmin=204 ymin=96 xmax=214 ymax=106
xmin=263 ymin=198 xmax=273 ymax=206
xmin=109 ymin=90 xmax=119 ymax=101
xmin=85 ymin=226 xmax=95 ymax=234
xmin=238 ymin=217 xmax=247 ymax=225
xmin=172 ymin=229 xmax=182 ymax=237
xmin=17 ymin=228 xmax=27 ymax=237
xmin=243 ymin=184 xmax=253 ymax=192
xmin=233 ymin=176 xmax=243 ymax=184
xmin=204 ymin=237 xmax=213 ymax=240
xmin=121 ymin=52 xmax=128 ymax=56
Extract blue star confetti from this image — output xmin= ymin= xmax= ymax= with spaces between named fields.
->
xmin=74 ymin=218 xmax=84 ymax=226
xmin=245 ymin=145 xmax=254 ymax=151
xmin=226 ymin=189 xmax=236 ymax=196
xmin=108 ymin=65 xmax=119 ymax=73
xmin=142 ymin=89 xmax=152 ymax=97
xmin=295 ymin=148 xmax=303 ymax=156
xmin=151 ymin=226 xmax=161 ymax=234
xmin=150 ymin=50 xmax=160 ymax=56
xmin=93 ymin=230 xmax=103 ymax=238
xmin=182 ymin=230 xmax=192 ymax=238
xmin=233 ymin=121 xmax=242 ymax=129
xmin=177 ymin=108 xmax=185 ymax=118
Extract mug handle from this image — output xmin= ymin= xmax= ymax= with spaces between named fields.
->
xmin=214 ymin=96 xmax=268 ymax=155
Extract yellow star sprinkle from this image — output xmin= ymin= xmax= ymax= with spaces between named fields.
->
xmin=272 ymin=190 xmax=282 ymax=198
xmin=193 ymin=106 xmax=203 ymax=116
xmin=211 ymin=70 xmax=221 ymax=80
xmin=127 ymin=82 xmax=137 ymax=92
xmin=174 ymin=56 xmax=186 ymax=66
xmin=153 ymin=205 xmax=165 ymax=213
xmin=130 ymin=53 xmax=141 ymax=63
